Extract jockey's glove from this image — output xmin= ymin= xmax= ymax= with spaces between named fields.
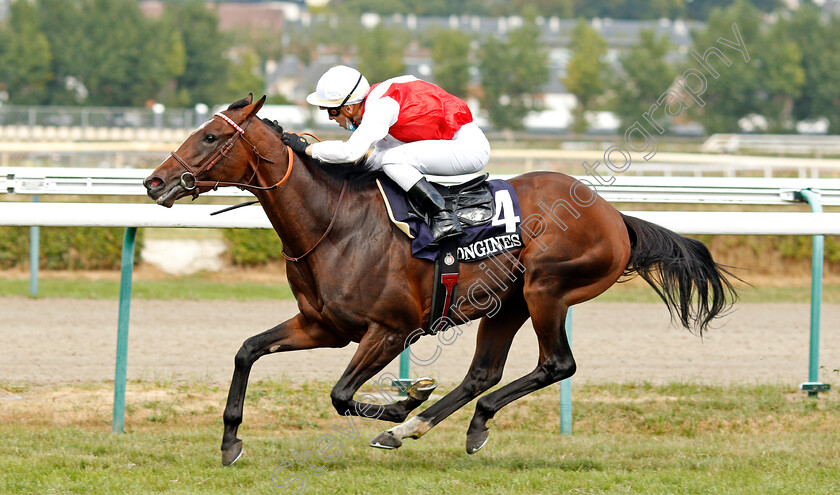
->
xmin=282 ymin=132 xmax=309 ymax=155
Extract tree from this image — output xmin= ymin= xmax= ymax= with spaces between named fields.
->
xmin=328 ymin=0 xmax=784 ymax=21
xmin=427 ymin=28 xmax=472 ymax=98
xmin=0 ymin=0 xmax=234 ymax=106
xmin=686 ymin=0 xmax=804 ymax=134
xmin=685 ymin=0 xmax=780 ymax=20
xmin=756 ymin=21 xmax=804 ymax=132
xmin=235 ymin=28 xmax=284 ymax=79
xmin=686 ymin=0 xmax=763 ymax=134
xmin=357 ymin=23 xmax=409 ymax=83
xmin=403 ymin=0 xmax=457 ymax=16
xmin=312 ymin=12 xmax=361 ymax=62
xmin=139 ymin=15 xmax=187 ymax=106
xmin=335 ymin=0 xmax=408 ymax=15
xmin=563 ymin=0 xmax=686 ymax=20
xmin=33 ymin=0 xmax=87 ymax=104
xmin=563 ymin=19 xmax=608 ymax=134
xmin=0 ymin=0 xmax=52 ymax=104
xmin=67 ymin=0 xmax=185 ymax=106
xmin=611 ymin=30 xmax=676 ymax=130
xmin=73 ymin=0 xmax=144 ymax=105
xmin=336 ymin=0 xmax=484 ymax=16
xmin=163 ymin=0 xmax=232 ymax=106
xmin=785 ymin=4 xmax=840 ymax=133
xmin=224 ymin=49 xmax=266 ymax=102
xmin=477 ymin=13 xmax=549 ymax=130
xmin=285 ymin=27 xmax=317 ymax=67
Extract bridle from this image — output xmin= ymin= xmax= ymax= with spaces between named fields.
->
xmin=170 ymin=112 xmax=294 ymax=195
xmin=168 ymin=110 xmax=346 ymax=262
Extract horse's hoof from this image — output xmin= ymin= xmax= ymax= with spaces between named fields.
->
xmin=406 ymin=377 xmax=437 ymax=402
xmin=221 ymin=440 xmax=244 ymax=466
xmin=466 ymin=429 xmax=489 ymax=455
xmin=370 ymin=430 xmax=402 ymax=450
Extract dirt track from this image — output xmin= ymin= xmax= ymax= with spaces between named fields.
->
xmin=1 ymin=297 xmax=838 ymax=387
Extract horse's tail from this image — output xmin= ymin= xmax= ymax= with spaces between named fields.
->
xmin=621 ymin=213 xmax=739 ymax=335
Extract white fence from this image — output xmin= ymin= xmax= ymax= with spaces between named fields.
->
xmin=4 ymin=166 xmax=840 ymax=205
xmin=703 ymin=133 xmax=840 ymax=156
xmin=2 ymin=202 xmax=840 ymax=236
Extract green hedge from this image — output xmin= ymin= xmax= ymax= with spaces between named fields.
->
xmin=219 ymin=230 xmax=840 ymax=270
xmin=222 ymin=229 xmax=284 ymax=266
xmin=0 ymin=226 xmax=144 ymax=270
xmin=692 ymin=235 xmax=840 ymax=265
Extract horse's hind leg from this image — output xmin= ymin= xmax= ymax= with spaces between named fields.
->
xmin=221 ymin=314 xmax=347 ymax=466
xmin=465 ymin=292 xmax=574 ymax=454
xmin=370 ymin=294 xmax=529 ymax=450
xmin=329 ymin=322 xmax=437 ymax=423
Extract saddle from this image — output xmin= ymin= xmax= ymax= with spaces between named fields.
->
xmin=404 ymin=173 xmax=494 ymax=229
xmin=378 ymin=174 xmax=500 ymax=243
xmin=376 ymin=173 xmax=524 ymax=335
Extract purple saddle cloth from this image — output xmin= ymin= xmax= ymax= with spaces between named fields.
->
xmin=377 ymin=176 xmax=523 ymax=262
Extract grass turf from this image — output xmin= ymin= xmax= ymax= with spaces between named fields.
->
xmin=1 ymin=380 xmax=838 ymax=494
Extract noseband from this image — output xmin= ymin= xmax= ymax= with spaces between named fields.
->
xmin=170 ymin=112 xmax=293 ymax=195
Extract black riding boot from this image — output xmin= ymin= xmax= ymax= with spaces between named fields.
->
xmin=407 ymin=178 xmax=462 ymax=243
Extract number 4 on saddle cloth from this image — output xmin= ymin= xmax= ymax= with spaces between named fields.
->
xmin=376 ymin=173 xmax=523 ymax=335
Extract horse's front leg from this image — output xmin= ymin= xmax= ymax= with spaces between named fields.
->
xmin=222 ymin=314 xmax=347 ymax=466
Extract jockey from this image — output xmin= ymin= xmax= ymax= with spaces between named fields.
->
xmin=282 ymin=65 xmax=490 ymax=243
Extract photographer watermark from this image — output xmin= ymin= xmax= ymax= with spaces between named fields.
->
xmin=270 ymin=21 xmax=751 ymax=493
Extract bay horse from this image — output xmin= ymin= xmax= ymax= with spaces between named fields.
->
xmin=144 ymin=95 xmax=737 ymax=466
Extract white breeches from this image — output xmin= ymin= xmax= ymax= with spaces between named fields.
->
xmin=366 ymin=122 xmax=490 ymax=191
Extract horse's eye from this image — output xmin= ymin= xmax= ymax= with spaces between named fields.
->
xmin=204 ymin=134 xmax=217 ymax=144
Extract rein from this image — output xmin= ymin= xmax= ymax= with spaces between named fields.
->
xmin=282 ymin=179 xmax=348 ymax=262
xmin=171 ymin=112 xmax=345 ymax=262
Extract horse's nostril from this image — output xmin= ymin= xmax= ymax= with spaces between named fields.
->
xmin=146 ymin=177 xmax=163 ymax=189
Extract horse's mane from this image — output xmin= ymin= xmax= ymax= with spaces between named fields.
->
xmin=259 ymin=117 xmax=383 ymax=186
xmin=227 ymin=96 xmax=252 ymax=110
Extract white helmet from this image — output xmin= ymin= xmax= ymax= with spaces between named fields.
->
xmin=306 ymin=65 xmax=370 ymax=108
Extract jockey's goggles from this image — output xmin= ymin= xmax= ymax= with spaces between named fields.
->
xmin=321 ymin=73 xmax=363 ymax=117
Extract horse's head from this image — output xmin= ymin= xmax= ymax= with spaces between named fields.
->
xmin=144 ymin=94 xmax=267 ymax=207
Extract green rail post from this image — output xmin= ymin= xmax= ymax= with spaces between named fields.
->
xmin=399 ymin=349 xmax=410 ymax=381
xmin=798 ymin=189 xmax=830 ymax=397
xmin=560 ymin=308 xmax=573 ymax=434
xmin=29 ymin=196 xmax=39 ymax=298
xmin=391 ymin=349 xmax=411 ymax=396
xmin=113 ymin=227 xmax=137 ymax=433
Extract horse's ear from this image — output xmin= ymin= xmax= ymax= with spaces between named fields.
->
xmin=245 ymin=95 xmax=266 ymax=120
xmin=227 ymin=93 xmax=254 ymax=111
